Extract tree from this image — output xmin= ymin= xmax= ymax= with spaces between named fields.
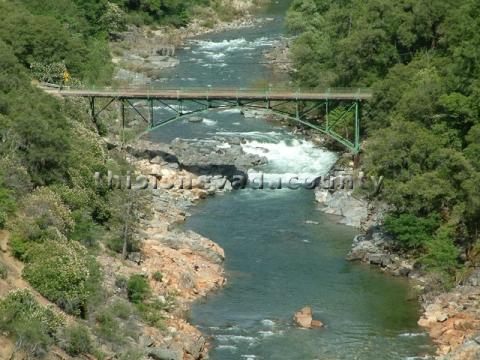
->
xmin=384 ymin=213 xmax=440 ymax=250
xmin=288 ymin=0 xmax=480 ymax=277
xmin=106 ymin=189 xmax=150 ymax=259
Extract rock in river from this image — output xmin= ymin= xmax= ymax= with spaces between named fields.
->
xmin=188 ymin=116 xmax=203 ymax=123
xmin=293 ymin=306 xmax=324 ymax=329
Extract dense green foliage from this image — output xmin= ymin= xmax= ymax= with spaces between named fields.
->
xmin=152 ymin=271 xmax=163 ymax=282
xmin=0 ymin=1 xmax=113 ymax=85
xmin=111 ymin=0 xmax=209 ymax=26
xmin=0 ymin=1 xmax=164 ymax=354
xmin=94 ymin=299 xmax=143 ymax=347
xmin=288 ymin=0 xmax=480 ymax=280
xmin=105 ymin=188 xmax=150 ymax=257
xmin=127 ymin=274 xmax=151 ymax=304
xmin=0 ymin=176 xmax=16 ymax=229
xmin=0 ymin=0 xmax=225 ymax=87
xmin=384 ymin=213 xmax=441 ymax=250
xmin=23 ymin=240 xmax=99 ymax=316
xmin=0 ymin=290 xmax=63 ymax=356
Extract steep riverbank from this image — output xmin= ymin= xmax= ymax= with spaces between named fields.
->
xmin=0 ymin=143 xmax=229 ymax=359
xmin=315 ymin=158 xmax=480 ymax=359
xmin=126 ymin=152 xmax=226 ymax=360
xmin=117 ymin=136 xmax=272 ymax=358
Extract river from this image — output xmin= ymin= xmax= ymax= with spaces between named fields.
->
xmin=148 ymin=1 xmax=434 ymax=359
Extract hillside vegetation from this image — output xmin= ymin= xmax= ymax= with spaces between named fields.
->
xmin=0 ymin=0 xmax=242 ymax=357
xmin=287 ymin=0 xmax=480 ymax=283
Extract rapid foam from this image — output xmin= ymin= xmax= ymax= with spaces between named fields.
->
xmin=215 ymin=335 xmax=257 ymax=344
xmin=242 ymin=137 xmax=338 ymax=182
xmin=193 ymin=36 xmax=276 ymax=55
xmin=195 ymin=38 xmax=250 ymax=52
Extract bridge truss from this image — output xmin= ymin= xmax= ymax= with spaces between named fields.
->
xmin=47 ymin=87 xmax=371 ymax=154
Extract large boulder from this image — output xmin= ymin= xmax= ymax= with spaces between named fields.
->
xmin=170 ymin=138 xmax=267 ymax=178
xmin=147 ymin=347 xmax=182 ymax=360
xmin=293 ymin=306 xmax=324 ymax=329
xmin=315 ymin=189 xmax=368 ymax=228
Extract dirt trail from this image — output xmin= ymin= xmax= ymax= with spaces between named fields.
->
xmin=0 ymin=230 xmax=26 ymax=297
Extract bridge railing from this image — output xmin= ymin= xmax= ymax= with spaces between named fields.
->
xmin=60 ymin=84 xmax=373 ymax=98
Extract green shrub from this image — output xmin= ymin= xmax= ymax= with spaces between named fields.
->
xmin=93 ymin=299 xmax=142 ymax=346
xmin=96 ymin=309 xmax=123 ymax=344
xmin=127 ymin=275 xmax=151 ymax=304
xmin=10 ymin=187 xmax=74 ymax=251
xmin=152 ymin=271 xmax=163 ymax=282
xmin=9 ymin=234 xmax=31 ymax=260
xmin=0 ymin=157 xmax=32 ymax=199
xmin=109 ymin=298 xmax=136 ymax=320
xmin=0 ymin=262 xmax=7 ymax=280
xmin=0 ymin=183 xmax=15 ymax=229
xmin=11 ymin=320 xmax=55 ymax=356
xmin=70 ymin=210 xmax=102 ymax=248
xmin=106 ymin=235 xmax=126 ymax=254
xmin=119 ymin=348 xmax=145 ymax=360
xmin=422 ymin=227 xmax=460 ymax=277
xmin=63 ymin=324 xmax=93 ymax=356
xmin=22 ymin=240 xmax=99 ymax=317
xmin=384 ymin=213 xmax=441 ymax=250
xmin=136 ymin=301 xmax=165 ymax=329
xmin=30 ymin=61 xmax=67 ymax=84
xmin=0 ymin=290 xmax=63 ymax=355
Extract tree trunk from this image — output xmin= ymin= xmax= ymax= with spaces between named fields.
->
xmin=122 ymin=201 xmax=133 ymax=260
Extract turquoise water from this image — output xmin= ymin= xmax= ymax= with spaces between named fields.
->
xmin=184 ymin=190 xmax=433 ymax=359
xmin=149 ymin=1 xmax=435 ymax=358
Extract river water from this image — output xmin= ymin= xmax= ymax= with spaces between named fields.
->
xmin=149 ymin=1 xmax=434 ymax=359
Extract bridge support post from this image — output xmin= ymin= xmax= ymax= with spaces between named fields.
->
xmin=121 ymin=99 xmax=125 ymax=129
xmin=90 ymin=97 xmax=95 ymax=120
xmin=354 ymin=100 xmax=361 ymax=154
xmin=325 ymin=99 xmax=329 ymax=131
xmin=353 ymin=153 xmax=361 ymax=169
xmin=120 ymin=99 xmax=125 ymax=147
xmin=89 ymin=97 xmax=100 ymax=133
xmin=148 ymin=99 xmax=154 ymax=128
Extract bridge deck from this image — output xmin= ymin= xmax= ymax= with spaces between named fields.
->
xmin=42 ymin=87 xmax=373 ymax=101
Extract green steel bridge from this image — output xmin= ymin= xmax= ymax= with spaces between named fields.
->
xmin=43 ymin=86 xmax=373 ymax=153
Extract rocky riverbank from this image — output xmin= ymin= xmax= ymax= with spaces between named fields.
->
xmin=119 ymin=137 xmax=267 ymax=179
xmin=315 ymin=156 xmax=480 ymax=359
xmin=112 ymin=1 xmax=270 ymax=84
xmin=105 ymin=137 xmax=268 ymax=358
xmin=419 ymin=273 xmax=480 ymax=359
xmin=264 ymin=37 xmax=293 ymax=73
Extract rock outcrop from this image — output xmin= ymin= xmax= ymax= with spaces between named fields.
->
xmin=170 ymin=138 xmax=267 ymax=178
xmin=122 ymin=138 xmax=267 ymax=180
xmin=418 ymin=272 xmax=480 ymax=357
xmin=346 ymin=228 xmax=418 ymax=278
xmin=264 ymin=38 xmax=293 ymax=72
xmin=293 ymin=307 xmax=324 ymax=329
xmin=316 ymin=189 xmax=368 ymax=228
xmin=93 ymin=153 xmax=227 ymax=359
